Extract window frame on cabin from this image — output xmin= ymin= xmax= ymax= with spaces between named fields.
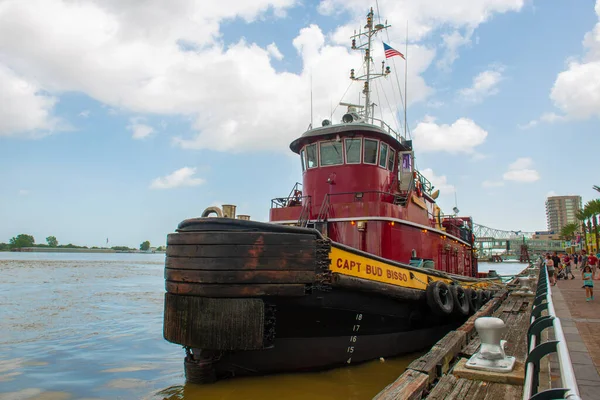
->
xmin=319 ymin=140 xmax=344 ymax=167
xmin=378 ymin=142 xmax=389 ymax=169
xmin=387 ymin=148 xmax=396 ymax=171
xmin=363 ymin=138 xmax=379 ymax=165
xmin=344 ymin=138 xmax=362 ymax=164
xmin=305 ymin=143 xmax=318 ymax=169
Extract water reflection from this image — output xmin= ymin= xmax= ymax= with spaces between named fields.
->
xmin=152 ymin=355 xmax=417 ymax=400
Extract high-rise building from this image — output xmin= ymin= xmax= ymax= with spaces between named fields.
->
xmin=545 ymin=195 xmax=582 ymax=233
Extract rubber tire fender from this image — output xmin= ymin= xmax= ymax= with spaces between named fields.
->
xmin=481 ymin=290 xmax=492 ymax=304
xmin=466 ymin=288 xmax=481 ymax=314
xmin=426 ymin=281 xmax=454 ymax=316
xmin=450 ymin=285 xmax=470 ymax=316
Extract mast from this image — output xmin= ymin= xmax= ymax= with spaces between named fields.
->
xmin=349 ymin=8 xmax=391 ymax=124
xmin=364 ymin=10 xmax=373 ymax=122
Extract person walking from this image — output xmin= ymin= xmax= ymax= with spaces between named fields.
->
xmin=563 ymin=253 xmax=575 ymax=279
xmin=589 ymin=252 xmax=599 ymax=280
xmin=546 ymin=254 xmax=556 ymax=286
xmin=581 ymin=250 xmax=589 ymax=288
xmin=583 ymin=265 xmax=594 ymax=301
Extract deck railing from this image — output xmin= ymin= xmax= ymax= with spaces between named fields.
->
xmin=523 ymin=264 xmax=581 ymax=399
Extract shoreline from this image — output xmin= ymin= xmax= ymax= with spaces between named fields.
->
xmin=1 ymin=248 xmax=165 ymax=254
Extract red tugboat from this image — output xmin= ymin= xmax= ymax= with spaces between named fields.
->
xmin=163 ymin=8 xmax=498 ymax=383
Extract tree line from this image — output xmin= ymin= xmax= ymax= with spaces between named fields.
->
xmin=0 ymin=234 xmax=165 ymax=252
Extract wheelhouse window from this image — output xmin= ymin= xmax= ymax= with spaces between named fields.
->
xmin=379 ymin=142 xmax=388 ymax=168
xmin=300 ymin=148 xmax=306 ymax=172
xmin=305 ymin=144 xmax=318 ymax=168
xmin=363 ymin=139 xmax=378 ymax=165
xmin=319 ymin=141 xmax=343 ymax=166
xmin=345 ymin=138 xmax=361 ymax=164
xmin=387 ymin=149 xmax=395 ymax=171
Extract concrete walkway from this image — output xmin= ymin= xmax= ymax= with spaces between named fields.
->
xmin=552 ymin=275 xmax=600 ymax=399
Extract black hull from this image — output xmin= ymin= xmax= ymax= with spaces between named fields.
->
xmin=184 ymin=288 xmax=464 ymax=380
xmin=196 ymin=325 xmax=454 ymax=378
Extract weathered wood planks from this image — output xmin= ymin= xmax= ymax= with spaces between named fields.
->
xmin=167 ymin=231 xmax=316 ymax=246
xmin=165 ymin=281 xmax=307 ymax=297
xmin=163 ymin=294 xmax=265 ymax=349
xmin=165 ymin=269 xmax=315 ymax=284
xmin=167 ymin=244 xmax=315 ymax=259
xmin=373 ymin=369 xmax=429 ymax=400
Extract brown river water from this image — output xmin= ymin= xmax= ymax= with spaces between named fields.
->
xmin=0 ymin=253 xmax=522 ymax=400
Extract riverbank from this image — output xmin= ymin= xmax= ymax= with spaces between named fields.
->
xmin=3 ymin=247 xmax=165 ymax=254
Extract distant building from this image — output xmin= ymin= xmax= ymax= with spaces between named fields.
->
xmin=545 ymin=195 xmax=582 ymax=233
xmin=531 ymin=231 xmax=561 ymax=241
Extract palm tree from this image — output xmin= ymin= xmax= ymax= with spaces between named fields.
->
xmin=577 ymin=208 xmax=591 ymax=251
xmin=594 ymin=185 xmax=600 ymax=193
xmin=585 ymin=199 xmax=600 ymax=251
xmin=560 ymin=222 xmax=579 ymax=241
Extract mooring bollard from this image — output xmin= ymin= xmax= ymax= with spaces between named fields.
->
xmin=514 ymin=277 xmax=534 ymax=296
xmin=465 ymin=317 xmax=516 ymax=373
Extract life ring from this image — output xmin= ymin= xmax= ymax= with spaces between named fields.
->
xmin=201 ymin=206 xmax=224 ymax=218
xmin=465 ymin=288 xmax=481 ymax=314
xmin=450 ymin=285 xmax=469 ymax=316
xmin=426 ymin=281 xmax=454 ymax=316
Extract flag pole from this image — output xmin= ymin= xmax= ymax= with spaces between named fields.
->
xmin=404 ymin=21 xmax=408 ymax=139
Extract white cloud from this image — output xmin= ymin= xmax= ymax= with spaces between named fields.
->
xmin=267 ymin=43 xmax=284 ymax=60
xmin=482 ymin=180 xmax=504 ymax=188
xmin=149 ymin=167 xmax=205 ymax=190
xmin=128 ymin=118 xmax=155 ymax=140
xmin=0 ymin=0 xmax=525 ymax=149
xmin=320 ymin=0 xmax=524 ymax=69
xmin=438 ymin=30 xmax=472 ymax=70
xmin=546 ymin=190 xmax=558 ymax=198
xmin=0 ymin=65 xmax=59 ymax=137
xmin=318 ymin=0 xmax=525 ymax=42
xmin=420 ymin=168 xmax=455 ymax=194
xmin=548 ymin=1 xmax=600 ymax=119
xmin=18 ymin=189 xmax=30 ymax=196
xmin=412 ymin=117 xmax=488 ymax=153
xmin=79 ymin=110 xmax=90 ymax=118
xmin=518 ymin=111 xmax=569 ymax=129
xmin=458 ymin=66 xmax=504 ymax=102
xmin=502 ymin=157 xmax=540 ymax=182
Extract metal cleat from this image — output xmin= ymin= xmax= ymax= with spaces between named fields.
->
xmin=514 ymin=276 xmax=534 ymax=296
xmin=465 ymin=317 xmax=516 ymax=373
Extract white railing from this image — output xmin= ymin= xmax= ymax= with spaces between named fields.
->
xmin=522 ymin=265 xmax=581 ymax=399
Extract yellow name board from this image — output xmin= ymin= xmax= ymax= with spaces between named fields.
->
xmin=329 ymin=246 xmax=492 ymax=290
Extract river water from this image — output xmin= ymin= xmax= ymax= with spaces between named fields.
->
xmin=0 ymin=253 xmax=526 ymax=400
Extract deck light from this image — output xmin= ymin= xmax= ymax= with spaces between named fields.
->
xmin=351 ymin=221 xmax=356 ymax=225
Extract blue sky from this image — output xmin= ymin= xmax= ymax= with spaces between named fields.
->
xmin=1 ymin=0 xmax=599 ymax=248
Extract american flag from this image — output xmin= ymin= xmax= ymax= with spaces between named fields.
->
xmin=383 ymin=42 xmax=405 ymax=60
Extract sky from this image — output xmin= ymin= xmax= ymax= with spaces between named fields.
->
xmin=1 ymin=0 xmax=599 ymax=248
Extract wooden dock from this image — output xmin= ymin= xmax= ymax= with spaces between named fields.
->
xmin=374 ymin=275 xmax=547 ymax=399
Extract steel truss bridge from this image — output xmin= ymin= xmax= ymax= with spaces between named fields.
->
xmin=472 ymin=223 xmax=567 ymax=260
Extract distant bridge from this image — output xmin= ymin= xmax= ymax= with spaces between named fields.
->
xmin=472 ymin=223 xmax=567 ymax=260
xmin=472 ymin=223 xmax=535 ymax=240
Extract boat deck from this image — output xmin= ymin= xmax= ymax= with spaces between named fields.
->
xmin=373 ymin=274 xmax=547 ymax=399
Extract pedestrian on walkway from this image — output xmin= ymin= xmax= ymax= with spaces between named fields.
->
xmin=563 ymin=254 xmax=575 ymax=279
xmin=589 ymin=252 xmax=599 ymax=280
xmin=583 ymin=265 xmax=594 ymax=301
xmin=581 ymin=250 xmax=589 ymax=288
xmin=546 ymin=254 xmax=556 ymax=286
